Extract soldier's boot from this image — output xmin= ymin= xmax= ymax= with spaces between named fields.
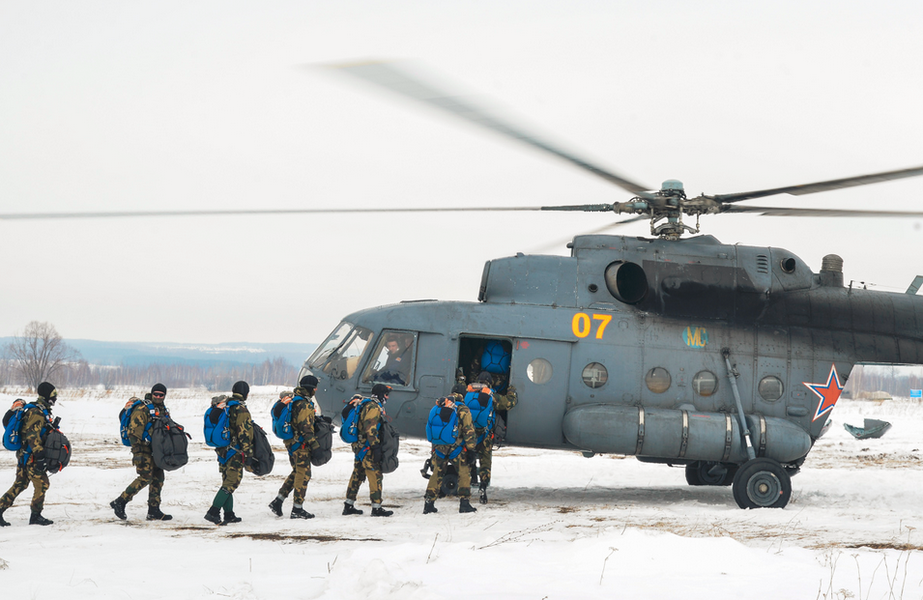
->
xmin=30 ymin=512 xmax=53 ymax=526
xmin=110 ymin=497 xmax=128 ymax=520
xmin=423 ymin=500 xmax=438 ymax=514
xmin=479 ymin=483 xmax=488 ymax=505
xmin=0 ymin=509 xmax=9 ymax=527
xmin=342 ymin=502 xmax=363 ymax=516
xmin=371 ymin=506 xmax=394 ymax=517
xmin=204 ymin=506 xmax=224 ymax=525
xmin=291 ymin=506 xmax=314 ymax=520
xmin=268 ymin=497 xmax=284 ymax=517
xmin=459 ymin=498 xmax=477 ymax=513
xmin=147 ymin=506 xmax=173 ymax=521
xmin=222 ymin=510 xmax=242 ymax=524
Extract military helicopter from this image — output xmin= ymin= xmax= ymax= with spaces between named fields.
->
xmin=293 ymin=62 xmax=923 ymax=509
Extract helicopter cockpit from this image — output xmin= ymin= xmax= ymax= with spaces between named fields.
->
xmin=305 ymin=321 xmax=373 ymax=383
xmin=305 ymin=322 xmax=419 ymax=390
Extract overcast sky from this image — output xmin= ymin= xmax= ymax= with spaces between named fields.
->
xmin=2 ymin=1 xmax=922 ymax=346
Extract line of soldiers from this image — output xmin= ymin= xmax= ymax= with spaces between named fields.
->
xmin=0 ymin=373 xmax=516 ymax=525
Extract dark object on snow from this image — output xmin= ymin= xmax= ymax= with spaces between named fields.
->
xmin=844 ymin=418 xmax=892 ymax=440
xmin=151 ymin=416 xmax=191 ymax=471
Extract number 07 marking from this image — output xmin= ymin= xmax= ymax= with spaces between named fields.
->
xmin=572 ymin=313 xmax=613 ymax=339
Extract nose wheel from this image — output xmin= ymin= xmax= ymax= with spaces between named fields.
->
xmin=731 ymin=458 xmax=792 ymax=508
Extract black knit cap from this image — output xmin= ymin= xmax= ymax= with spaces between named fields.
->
xmin=232 ymin=380 xmax=250 ymax=398
xmin=477 ymin=371 xmax=493 ymax=383
xmin=300 ymin=375 xmax=319 ymax=389
xmin=151 ymin=383 xmax=167 ymax=395
xmin=371 ymin=383 xmax=391 ymax=401
xmin=37 ymin=382 xmax=56 ymax=400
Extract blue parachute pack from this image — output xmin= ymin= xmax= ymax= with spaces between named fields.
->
xmin=340 ymin=398 xmax=373 ymax=444
xmin=271 ymin=398 xmax=296 ymax=441
xmin=3 ymin=403 xmax=48 ymax=452
xmin=426 ymin=404 xmax=462 ymax=459
xmin=464 ymin=387 xmax=496 ymax=431
xmin=119 ymin=397 xmax=158 ymax=447
xmin=480 ymin=340 xmax=511 ymax=374
xmin=203 ymin=399 xmax=241 ymax=448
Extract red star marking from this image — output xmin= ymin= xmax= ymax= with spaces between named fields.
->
xmin=804 ymin=365 xmax=844 ymax=422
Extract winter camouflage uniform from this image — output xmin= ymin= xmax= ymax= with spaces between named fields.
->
xmin=425 ymin=401 xmax=477 ymax=501
xmin=467 ymin=382 xmax=518 ymax=488
xmin=0 ymin=397 xmax=53 ymax=514
xmin=117 ymin=394 xmax=167 ymax=508
xmin=346 ymin=398 xmax=385 ymax=504
xmin=276 ymin=387 xmax=320 ymax=505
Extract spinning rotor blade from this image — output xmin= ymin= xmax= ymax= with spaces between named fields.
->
xmin=723 ymin=205 xmax=923 ymax=218
xmin=0 ymin=206 xmax=551 ymax=220
xmin=530 ymin=215 xmax=648 ymax=252
xmin=713 ymin=165 xmax=923 ymax=203
xmin=326 ymin=61 xmax=652 ymax=196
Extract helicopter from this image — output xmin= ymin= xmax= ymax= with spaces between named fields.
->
xmin=292 ymin=62 xmax=923 ymax=509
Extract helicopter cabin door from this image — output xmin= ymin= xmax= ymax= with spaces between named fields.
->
xmin=506 ymin=338 xmax=573 ymax=447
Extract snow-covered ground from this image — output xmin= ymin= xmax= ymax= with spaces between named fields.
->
xmin=2 ymin=387 xmax=923 ymax=599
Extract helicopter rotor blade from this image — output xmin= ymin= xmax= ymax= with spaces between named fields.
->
xmin=324 ymin=60 xmax=652 ymax=197
xmin=712 ymin=165 xmax=923 ymax=204
xmin=529 ymin=215 xmax=648 ymax=252
xmin=722 ymin=205 xmax=923 ymax=218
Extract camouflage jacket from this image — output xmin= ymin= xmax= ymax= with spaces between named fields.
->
xmin=18 ymin=398 xmax=53 ymax=458
xmin=495 ymin=385 xmax=518 ymax=412
xmin=287 ymin=387 xmax=318 ymax=450
xmin=357 ymin=399 xmax=384 ymax=448
xmin=433 ymin=403 xmax=477 ymax=456
xmin=226 ymin=394 xmax=254 ymax=457
xmin=128 ymin=393 xmax=167 ymax=454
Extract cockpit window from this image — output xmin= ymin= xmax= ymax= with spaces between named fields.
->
xmin=308 ymin=322 xmax=373 ymax=382
xmin=362 ymin=330 xmax=417 ymax=388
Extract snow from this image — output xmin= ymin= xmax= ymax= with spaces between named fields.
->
xmin=2 ymin=387 xmax=923 ymax=599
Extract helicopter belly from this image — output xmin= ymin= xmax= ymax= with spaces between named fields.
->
xmin=562 ymin=404 xmax=811 ymax=465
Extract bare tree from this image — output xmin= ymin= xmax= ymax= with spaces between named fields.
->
xmin=4 ymin=321 xmax=81 ymax=390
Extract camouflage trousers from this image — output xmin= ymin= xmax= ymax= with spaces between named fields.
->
xmin=474 ymin=430 xmax=492 ymax=487
xmin=0 ymin=459 xmax=49 ymax=513
xmin=277 ymin=445 xmax=312 ymax=504
xmin=217 ymin=449 xmax=244 ymax=494
xmin=119 ymin=452 xmax=164 ymax=507
xmin=346 ymin=453 xmax=382 ymax=504
xmin=424 ymin=451 xmax=472 ymax=501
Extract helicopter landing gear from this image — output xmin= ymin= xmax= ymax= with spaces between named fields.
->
xmin=731 ymin=458 xmax=792 ymax=509
xmin=684 ymin=461 xmax=737 ymax=486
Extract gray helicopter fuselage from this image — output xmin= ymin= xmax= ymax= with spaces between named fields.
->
xmin=306 ymin=234 xmax=923 ymax=469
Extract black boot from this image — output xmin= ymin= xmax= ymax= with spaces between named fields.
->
xmin=423 ymin=500 xmax=438 ymax=514
xmin=479 ymin=484 xmax=488 ymax=505
xmin=30 ymin=512 xmax=53 ymax=526
xmin=269 ymin=497 xmax=284 ymax=517
xmin=342 ymin=502 xmax=363 ymax=516
xmin=204 ymin=506 xmax=223 ymax=525
xmin=0 ymin=509 xmax=9 ymax=527
xmin=291 ymin=507 xmax=314 ymax=519
xmin=223 ymin=510 xmax=242 ymax=524
xmin=371 ymin=506 xmax=393 ymax=517
xmin=110 ymin=497 xmax=127 ymax=520
xmin=147 ymin=506 xmax=172 ymax=521
xmin=459 ymin=498 xmax=477 ymax=513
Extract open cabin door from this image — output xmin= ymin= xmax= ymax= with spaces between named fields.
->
xmin=507 ymin=338 xmax=573 ymax=447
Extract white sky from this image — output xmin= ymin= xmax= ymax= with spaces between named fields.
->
xmin=2 ymin=1 xmax=922 ymax=345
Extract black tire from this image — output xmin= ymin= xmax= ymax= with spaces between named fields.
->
xmin=731 ymin=458 xmax=792 ymax=509
xmin=685 ymin=462 xmax=738 ymax=486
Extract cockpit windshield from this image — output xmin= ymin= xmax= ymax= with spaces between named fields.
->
xmin=308 ymin=322 xmax=373 ymax=381
xmin=361 ymin=330 xmax=417 ymax=388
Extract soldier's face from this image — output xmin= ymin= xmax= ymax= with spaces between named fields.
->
xmin=386 ymin=341 xmax=399 ymax=354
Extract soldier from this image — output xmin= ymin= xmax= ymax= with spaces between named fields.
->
xmin=204 ymin=380 xmax=254 ymax=525
xmin=423 ymin=394 xmax=478 ymax=514
xmin=464 ymin=371 xmax=518 ymax=504
xmin=343 ymin=383 xmax=393 ymax=517
xmin=268 ymin=375 xmax=321 ymax=519
xmin=110 ymin=383 xmax=173 ymax=521
xmin=0 ymin=382 xmax=58 ymax=526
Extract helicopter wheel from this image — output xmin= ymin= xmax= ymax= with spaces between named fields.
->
xmin=731 ymin=458 xmax=792 ymax=509
xmin=685 ymin=461 xmax=738 ymax=486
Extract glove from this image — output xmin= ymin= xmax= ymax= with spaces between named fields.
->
xmin=309 ymin=438 xmax=321 ymax=452
xmin=247 ymin=457 xmax=261 ymax=472
xmin=370 ymin=444 xmax=382 ymax=467
xmin=32 ymin=449 xmax=47 ymax=471
xmin=466 ymin=449 xmax=477 ymax=469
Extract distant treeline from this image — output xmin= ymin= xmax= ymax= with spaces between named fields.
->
xmin=846 ymin=365 xmax=923 ymax=398
xmin=0 ymin=357 xmax=298 ymax=391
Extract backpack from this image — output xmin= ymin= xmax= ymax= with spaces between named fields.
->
xmin=43 ymin=428 xmax=71 ymax=473
xmin=426 ymin=405 xmax=459 ymax=446
xmin=464 ymin=389 xmax=495 ymax=430
xmin=340 ymin=398 xmax=373 ymax=444
xmin=311 ymin=415 xmax=335 ymax=467
xmin=3 ymin=403 xmax=48 ymax=452
xmin=203 ymin=399 xmax=240 ymax=448
xmin=379 ymin=420 xmax=400 ymax=474
xmin=150 ymin=416 xmax=191 ymax=471
xmin=119 ymin=398 xmax=157 ymax=447
xmin=248 ymin=423 xmax=275 ymax=476
xmin=271 ymin=399 xmax=295 ymax=441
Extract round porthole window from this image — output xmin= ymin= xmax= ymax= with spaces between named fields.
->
xmin=645 ymin=367 xmax=671 ymax=393
xmin=527 ymin=358 xmax=553 ymax=385
xmin=758 ymin=375 xmax=784 ymax=401
xmin=692 ymin=370 xmax=719 ymax=397
xmin=581 ymin=362 xmax=608 ymax=388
